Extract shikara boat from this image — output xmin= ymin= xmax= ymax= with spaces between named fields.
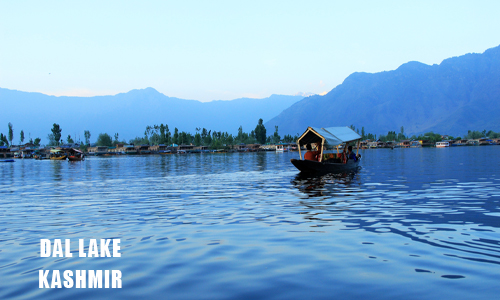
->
xmin=68 ymin=148 xmax=85 ymax=161
xmin=290 ymin=126 xmax=362 ymax=174
xmin=49 ymin=149 xmax=67 ymax=160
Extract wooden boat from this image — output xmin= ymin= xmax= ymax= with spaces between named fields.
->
xmin=68 ymin=148 xmax=85 ymax=161
xmin=0 ymin=159 xmax=15 ymax=163
xmin=50 ymin=155 xmax=67 ymax=160
xmin=49 ymin=149 xmax=67 ymax=160
xmin=68 ymin=155 xmax=84 ymax=161
xmin=291 ymin=158 xmax=360 ymax=174
xmin=290 ymin=126 xmax=362 ymax=174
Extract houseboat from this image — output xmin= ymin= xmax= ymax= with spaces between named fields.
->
xmin=410 ymin=141 xmax=421 ymax=148
xmin=436 ymin=141 xmax=450 ymax=148
xmin=276 ymin=143 xmax=289 ymax=152
xmin=87 ymin=146 xmax=109 ymax=156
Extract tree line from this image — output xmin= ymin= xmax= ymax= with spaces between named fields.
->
xmin=1 ymin=121 xmax=497 ymax=149
xmin=0 ymin=122 xmax=41 ymax=147
xmin=94 ymin=119 xmax=299 ymax=149
xmin=360 ymin=126 xmax=500 ymax=143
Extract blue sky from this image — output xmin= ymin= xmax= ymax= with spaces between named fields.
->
xmin=1 ymin=0 xmax=500 ymax=101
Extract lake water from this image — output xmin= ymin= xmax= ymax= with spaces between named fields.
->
xmin=1 ymin=147 xmax=499 ymax=300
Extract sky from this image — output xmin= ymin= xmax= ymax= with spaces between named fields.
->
xmin=1 ymin=0 xmax=500 ymax=102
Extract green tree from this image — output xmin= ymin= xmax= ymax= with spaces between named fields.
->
xmin=51 ymin=123 xmax=62 ymax=146
xmin=0 ymin=133 xmax=6 ymax=146
xmin=273 ymin=126 xmax=281 ymax=144
xmin=165 ymin=124 xmax=171 ymax=145
xmin=84 ymin=130 xmax=91 ymax=145
xmin=282 ymin=134 xmax=295 ymax=143
xmin=20 ymin=130 xmax=25 ymax=144
xmin=423 ymin=132 xmax=442 ymax=143
xmin=159 ymin=124 xmax=166 ymax=144
xmin=8 ymin=122 xmax=13 ymax=145
xmin=466 ymin=130 xmax=482 ymax=139
xmin=397 ymin=126 xmax=405 ymax=141
xmin=173 ymin=128 xmax=179 ymax=145
xmin=34 ymin=138 xmax=41 ymax=147
xmin=194 ymin=133 xmax=202 ymax=146
xmin=129 ymin=137 xmax=142 ymax=145
xmin=96 ymin=133 xmax=113 ymax=147
xmin=179 ymin=131 xmax=187 ymax=145
xmin=204 ymin=129 xmax=212 ymax=145
xmin=47 ymin=134 xmax=56 ymax=146
xmin=67 ymin=135 xmax=74 ymax=144
xmin=149 ymin=125 xmax=161 ymax=145
xmin=227 ymin=135 xmax=234 ymax=149
xmin=254 ymin=118 xmax=266 ymax=144
xmin=79 ymin=142 xmax=87 ymax=152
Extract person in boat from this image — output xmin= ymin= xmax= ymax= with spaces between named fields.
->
xmin=304 ymin=143 xmax=320 ymax=161
xmin=346 ymin=145 xmax=360 ymax=162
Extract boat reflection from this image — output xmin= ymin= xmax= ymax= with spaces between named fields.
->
xmin=291 ymin=170 xmax=361 ymax=198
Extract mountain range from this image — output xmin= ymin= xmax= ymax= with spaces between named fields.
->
xmin=2 ymin=44 xmax=500 ymax=144
xmin=266 ymin=44 xmax=500 ymax=137
xmin=0 ymin=88 xmax=303 ymax=144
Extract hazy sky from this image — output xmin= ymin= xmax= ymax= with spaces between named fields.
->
xmin=1 ymin=0 xmax=499 ymax=101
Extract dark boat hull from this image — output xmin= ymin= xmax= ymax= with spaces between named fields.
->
xmin=68 ymin=156 xmax=85 ymax=161
xmin=290 ymin=158 xmax=360 ymax=174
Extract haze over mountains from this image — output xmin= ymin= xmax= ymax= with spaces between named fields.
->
xmin=2 ymin=44 xmax=500 ymax=144
xmin=266 ymin=44 xmax=500 ymax=137
xmin=0 ymin=88 xmax=303 ymax=144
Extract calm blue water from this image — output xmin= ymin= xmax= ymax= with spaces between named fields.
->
xmin=1 ymin=147 xmax=499 ymax=300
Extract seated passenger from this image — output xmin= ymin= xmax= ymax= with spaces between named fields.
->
xmin=304 ymin=143 xmax=320 ymax=161
xmin=346 ymin=145 xmax=360 ymax=162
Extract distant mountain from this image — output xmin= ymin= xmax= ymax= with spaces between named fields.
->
xmin=266 ymin=45 xmax=500 ymax=137
xmin=0 ymin=88 xmax=303 ymax=144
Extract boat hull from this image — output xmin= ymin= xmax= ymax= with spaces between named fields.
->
xmin=50 ymin=155 xmax=67 ymax=160
xmin=290 ymin=158 xmax=360 ymax=174
xmin=68 ymin=156 xmax=85 ymax=161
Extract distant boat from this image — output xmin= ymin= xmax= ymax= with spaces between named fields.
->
xmin=0 ymin=159 xmax=15 ymax=163
xmin=68 ymin=148 xmax=85 ymax=161
xmin=49 ymin=149 xmax=67 ymax=160
xmin=290 ymin=126 xmax=362 ymax=174
xmin=436 ymin=141 xmax=450 ymax=148
xmin=276 ymin=144 xmax=288 ymax=152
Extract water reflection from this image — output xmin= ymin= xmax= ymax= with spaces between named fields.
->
xmin=256 ymin=152 xmax=267 ymax=171
xmin=291 ymin=171 xmax=359 ymax=197
xmin=50 ymin=160 xmax=64 ymax=181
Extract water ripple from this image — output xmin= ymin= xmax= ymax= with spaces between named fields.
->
xmin=1 ymin=149 xmax=499 ymax=299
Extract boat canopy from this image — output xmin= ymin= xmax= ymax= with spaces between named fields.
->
xmin=297 ymin=127 xmax=362 ymax=147
xmin=50 ymin=149 xmax=64 ymax=153
xmin=71 ymin=148 xmax=83 ymax=154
